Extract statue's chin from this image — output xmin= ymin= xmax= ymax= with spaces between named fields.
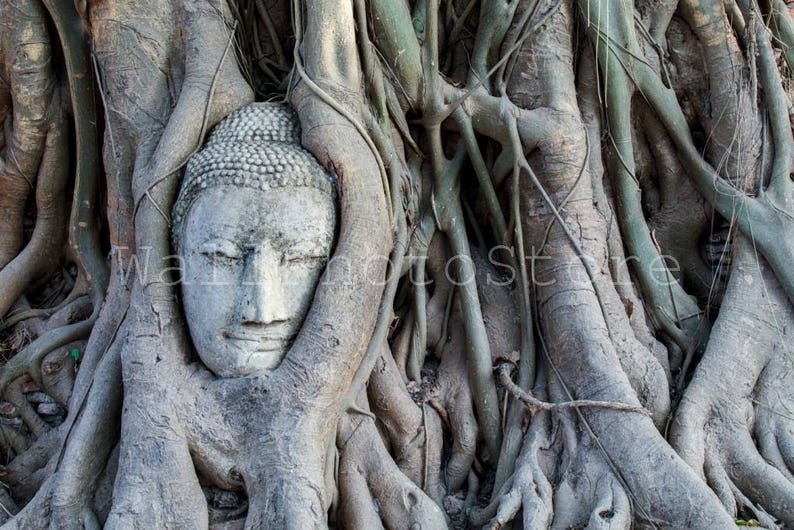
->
xmin=201 ymin=346 xmax=287 ymax=378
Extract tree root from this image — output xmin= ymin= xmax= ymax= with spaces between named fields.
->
xmin=672 ymin=236 xmax=794 ymax=527
xmin=2 ymin=427 xmax=60 ymax=504
xmin=497 ymin=364 xmax=650 ymax=418
xmin=471 ymin=410 xmax=553 ymax=529
xmin=0 ymin=108 xmax=69 ymax=319
xmin=428 ymin=332 xmax=478 ymax=493
xmin=337 ymin=403 xmax=447 ymax=529
xmin=0 ymin=0 xmax=56 ymax=270
xmin=367 ymin=346 xmax=445 ymax=502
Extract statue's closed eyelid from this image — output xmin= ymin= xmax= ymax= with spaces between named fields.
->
xmin=283 ymin=243 xmax=328 ymax=262
xmin=198 ymin=239 xmax=243 ymax=259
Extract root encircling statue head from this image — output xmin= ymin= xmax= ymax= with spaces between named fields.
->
xmin=172 ymin=102 xmax=338 ymax=377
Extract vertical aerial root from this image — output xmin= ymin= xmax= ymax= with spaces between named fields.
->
xmin=0 ymin=0 xmax=55 ymax=269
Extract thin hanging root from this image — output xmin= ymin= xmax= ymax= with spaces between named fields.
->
xmin=497 ymin=365 xmax=650 ymax=417
xmin=741 ymin=0 xmax=793 ymax=200
xmin=254 ymin=0 xmax=287 ymax=69
xmin=491 ymin=94 xmax=537 ymax=497
xmin=453 ymin=109 xmax=507 ymax=239
xmin=766 ymin=0 xmax=794 ymax=71
xmin=581 ymin=2 xmax=706 ymax=352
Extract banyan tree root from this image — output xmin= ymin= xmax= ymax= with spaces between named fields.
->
xmin=485 ymin=0 xmax=736 ymax=525
xmin=2 ymin=0 xmax=794 ymax=526
xmin=367 ymin=345 xmax=446 ymax=504
xmin=672 ymin=237 xmax=794 ymax=527
xmin=0 ymin=0 xmax=57 ymax=272
xmin=336 ymin=398 xmax=447 ymax=529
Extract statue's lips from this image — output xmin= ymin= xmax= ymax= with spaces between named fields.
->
xmin=221 ymin=328 xmax=293 ymax=352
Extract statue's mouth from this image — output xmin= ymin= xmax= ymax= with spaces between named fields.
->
xmin=221 ymin=327 xmax=294 ymax=352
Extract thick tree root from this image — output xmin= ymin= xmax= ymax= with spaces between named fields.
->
xmin=367 ymin=346 xmax=445 ymax=502
xmin=471 ymin=410 xmax=553 ymax=529
xmin=672 ymin=236 xmax=794 ymax=527
xmin=0 ymin=0 xmax=56 ymax=272
xmin=337 ymin=404 xmax=447 ymax=529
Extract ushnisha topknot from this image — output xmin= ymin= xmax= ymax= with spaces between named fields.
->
xmin=172 ymin=102 xmax=337 ymax=246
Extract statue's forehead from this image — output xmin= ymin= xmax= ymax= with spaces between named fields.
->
xmin=183 ymin=186 xmax=335 ymax=244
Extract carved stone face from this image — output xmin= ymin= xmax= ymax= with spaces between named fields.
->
xmin=180 ymin=185 xmax=335 ymax=377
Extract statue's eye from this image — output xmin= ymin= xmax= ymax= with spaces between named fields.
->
xmin=199 ymin=240 xmax=243 ymax=261
xmin=283 ymin=245 xmax=327 ymax=264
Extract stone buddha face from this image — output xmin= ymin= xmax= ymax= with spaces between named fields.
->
xmin=173 ymin=103 xmax=337 ymax=377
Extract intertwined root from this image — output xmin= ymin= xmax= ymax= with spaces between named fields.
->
xmin=337 ymin=409 xmax=447 ymax=529
xmin=672 ymin=237 xmax=794 ymax=527
xmin=1 ymin=0 xmax=794 ymax=526
xmin=471 ymin=410 xmax=554 ymax=530
xmin=0 ymin=0 xmax=56 ymax=272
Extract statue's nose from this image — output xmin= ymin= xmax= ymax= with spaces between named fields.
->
xmin=235 ymin=248 xmax=288 ymax=326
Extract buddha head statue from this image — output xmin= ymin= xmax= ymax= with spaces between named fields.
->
xmin=172 ymin=102 xmax=337 ymax=377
